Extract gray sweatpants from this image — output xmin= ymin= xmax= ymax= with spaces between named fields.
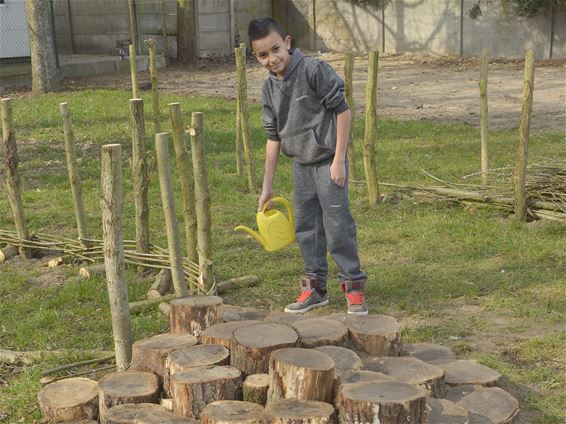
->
xmin=293 ymin=159 xmax=366 ymax=290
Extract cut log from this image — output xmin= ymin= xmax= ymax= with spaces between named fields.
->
xmin=59 ymin=420 xmax=98 ymax=424
xmin=231 ymin=322 xmax=298 ymax=376
xmin=105 ymin=403 xmax=195 ymax=423
xmin=427 ymin=398 xmax=470 ymax=424
xmin=216 ymin=275 xmax=260 ymax=294
xmin=223 ymin=305 xmax=268 ymax=322
xmin=129 ymin=294 xmax=176 ymax=313
xmin=169 ymin=295 xmax=223 ymax=336
xmin=338 ymin=380 xmax=428 ymax=423
xmin=0 ymin=348 xmax=114 ymax=366
xmin=170 ymin=365 xmax=243 ymax=419
xmin=403 ymin=342 xmax=457 ymax=364
xmin=445 ymin=384 xmax=479 ymax=402
xmin=0 ymin=245 xmax=18 ymax=262
xmin=267 ymin=348 xmax=334 ymax=403
xmin=130 ymin=333 xmax=198 ymax=388
xmin=199 ymin=320 xmax=262 ymax=348
xmin=457 ymin=387 xmax=519 ymax=423
xmin=158 ymin=302 xmax=170 ymax=316
xmin=264 ymin=399 xmax=335 ymax=424
xmin=291 ymin=318 xmax=348 ymax=348
xmin=201 ymin=400 xmax=265 ymax=423
xmin=147 ymin=269 xmax=172 ymax=298
xmin=165 ymin=344 xmax=230 ymax=394
xmin=160 ymin=398 xmax=173 ymax=411
xmin=438 ymin=360 xmax=501 ymax=387
xmin=334 ymin=314 xmax=402 ymax=357
xmin=313 ymin=346 xmax=362 ymax=379
xmin=265 ymin=311 xmax=303 ymax=324
xmin=98 ymin=370 xmax=160 ymax=423
xmin=38 ymin=377 xmax=98 ymax=422
xmin=335 ymin=369 xmax=394 ymax=406
xmin=243 ymin=373 xmax=269 ymax=405
xmin=363 ymin=356 xmax=446 ymax=398
xmin=79 ymin=264 xmax=105 ymax=279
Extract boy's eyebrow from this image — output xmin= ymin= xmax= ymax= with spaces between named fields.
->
xmin=254 ymin=42 xmax=281 ymax=55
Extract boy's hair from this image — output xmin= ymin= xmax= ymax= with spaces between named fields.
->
xmin=248 ymin=17 xmax=287 ymax=46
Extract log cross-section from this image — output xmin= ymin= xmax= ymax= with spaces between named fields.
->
xmin=169 ymin=295 xmax=223 ymax=336
xmin=38 ymin=377 xmax=98 ymax=422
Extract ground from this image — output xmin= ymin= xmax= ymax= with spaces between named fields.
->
xmin=68 ymin=52 xmax=566 ymax=134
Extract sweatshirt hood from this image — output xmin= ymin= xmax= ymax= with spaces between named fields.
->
xmin=268 ymin=48 xmax=307 ymax=81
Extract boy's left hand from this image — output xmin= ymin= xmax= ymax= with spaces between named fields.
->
xmin=330 ymin=159 xmax=346 ymax=187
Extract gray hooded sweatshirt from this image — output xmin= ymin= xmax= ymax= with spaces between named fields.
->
xmin=261 ymin=49 xmax=349 ymax=165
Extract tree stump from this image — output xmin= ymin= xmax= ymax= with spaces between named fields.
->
xmin=404 ymin=342 xmax=457 ymax=364
xmin=438 ymin=360 xmax=501 ymax=387
xmin=201 ymin=400 xmax=265 ymax=423
xmin=169 ymin=295 xmax=223 ymax=336
xmin=169 ymin=365 xmax=243 ymax=420
xmin=457 ymin=387 xmax=519 ymax=423
xmin=104 ymin=403 xmax=195 ymax=423
xmin=427 ymin=398 xmax=470 ymax=424
xmin=243 ymin=373 xmax=269 ymax=405
xmin=364 ymin=356 xmax=446 ymax=398
xmin=0 ymin=245 xmax=18 ymax=262
xmin=337 ymin=380 xmax=428 ymax=423
xmin=264 ymin=399 xmax=335 ymax=424
xmin=291 ymin=318 xmax=348 ymax=348
xmin=231 ymin=322 xmax=298 ymax=376
xmin=165 ymin=344 xmax=230 ymax=395
xmin=335 ymin=369 xmax=394 ymax=406
xmin=130 ymin=333 xmax=198 ymax=388
xmin=267 ymin=348 xmax=334 ymax=403
xmin=200 ymin=320 xmax=261 ymax=348
xmin=98 ymin=370 xmax=160 ymax=423
xmin=223 ymin=305 xmax=269 ymax=322
xmin=38 ymin=377 xmax=98 ymax=422
xmin=336 ymin=314 xmax=402 ymax=356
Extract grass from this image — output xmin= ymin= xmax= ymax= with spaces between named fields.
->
xmin=0 ymin=87 xmax=564 ymax=422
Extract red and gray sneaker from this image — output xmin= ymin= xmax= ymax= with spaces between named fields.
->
xmin=341 ymin=280 xmax=368 ymax=315
xmin=284 ymin=276 xmax=329 ymax=314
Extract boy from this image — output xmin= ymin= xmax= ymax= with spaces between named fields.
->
xmin=249 ymin=17 xmax=368 ymax=315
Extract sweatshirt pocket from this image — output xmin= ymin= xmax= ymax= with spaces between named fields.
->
xmin=281 ymin=129 xmax=333 ymax=165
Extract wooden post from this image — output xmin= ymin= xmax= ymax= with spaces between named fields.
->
xmin=127 ymin=0 xmax=139 ymax=54
xmin=129 ymin=44 xmax=139 ymax=99
xmin=59 ymin=102 xmax=88 ymax=242
xmin=344 ymin=52 xmax=358 ymax=180
xmin=155 ymin=133 xmax=189 ymax=297
xmin=169 ymin=103 xmax=198 ymax=267
xmin=144 ymin=39 xmax=161 ymax=134
xmin=479 ymin=49 xmax=489 ymax=186
xmin=129 ymin=99 xmax=150 ymax=256
xmin=235 ymin=46 xmax=257 ymax=193
xmin=100 ymin=143 xmax=133 ymax=371
xmin=514 ymin=49 xmax=535 ymax=221
xmin=0 ymin=98 xmax=31 ymax=258
xmin=362 ymin=51 xmax=380 ymax=206
xmin=189 ymin=112 xmax=215 ymax=292
xmin=160 ymin=0 xmax=169 ymax=66
xmin=234 ymin=44 xmax=245 ymax=177
xmin=177 ymin=0 xmax=197 ymax=64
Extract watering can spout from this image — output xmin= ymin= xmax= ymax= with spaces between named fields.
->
xmin=234 ymin=225 xmax=268 ymax=249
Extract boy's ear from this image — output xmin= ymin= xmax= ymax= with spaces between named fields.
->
xmin=284 ymin=35 xmax=291 ymax=50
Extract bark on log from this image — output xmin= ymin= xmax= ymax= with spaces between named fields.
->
xmin=147 ymin=269 xmax=173 ymax=298
xmin=217 ymin=275 xmax=260 ymax=293
xmin=98 ymin=370 xmax=160 ymax=423
xmin=364 ymin=356 xmax=446 ymax=398
xmin=79 ymin=264 xmax=106 ymax=279
xmin=338 ymin=314 xmax=402 ymax=356
xmin=169 ymin=295 xmax=223 ymax=336
xmin=291 ymin=318 xmax=348 ymax=348
xmin=457 ymin=387 xmax=519 ymax=423
xmin=0 ymin=245 xmax=18 ymax=262
xmin=427 ymin=398 xmax=470 ymax=424
xmin=170 ymin=366 xmax=243 ymax=419
xmin=338 ymin=381 xmax=428 ymax=423
xmin=403 ymin=342 xmax=457 ymax=364
xmin=38 ymin=377 xmax=98 ymax=422
xmin=199 ymin=320 xmax=261 ymax=348
xmin=0 ymin=348 xmax=113 ymax=366
xmin=231 ymin=322 xmax=298 ymax=376
xmin=105 ymin=403 xmax=195 ymax=424
xmin=243 ymin=374 xmax=269 ymax=405
xmin=438 ymin=360 xmax=501 ymax=387
xmin=264 ymin=399 xmax=335 ymax=424
xmin=267 ymin=348 xmax=334 ymax=404
xmin=129 ymin=294 xmax=175 ymax=313
xmin=201 ymin=400 xmax=264 ymax=424
xmin=335 ymin=369 xmax=394 ymax=407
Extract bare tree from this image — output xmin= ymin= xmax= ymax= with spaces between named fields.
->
xmin=177 ymin=0 xmax=197 ymax=64
xmin=25 ymin=0 xmax=59 ymax=93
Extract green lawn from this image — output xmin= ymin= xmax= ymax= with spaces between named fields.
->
xmin=0 ymin=88 xmax=564 ymax=422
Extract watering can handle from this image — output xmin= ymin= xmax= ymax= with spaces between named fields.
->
xmin=262 ymin=197 xmax=294 ymax=226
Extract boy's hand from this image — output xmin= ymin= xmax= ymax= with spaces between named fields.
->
xmin=330 ymin=158 xmax=346 ymax=187
xmin=258 ymin=190 xmax=274 ymax=211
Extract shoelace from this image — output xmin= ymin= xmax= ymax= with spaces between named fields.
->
xmin=296 ymin=290 xmax=313 ymax=302
xmin=346 ymin=292 xmax=364 ymax=305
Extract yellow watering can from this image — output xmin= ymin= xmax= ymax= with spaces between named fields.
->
xmin=235 ymin=197 xmax=295 ymax=252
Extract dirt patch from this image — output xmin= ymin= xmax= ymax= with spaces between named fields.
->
xmin=64 ymin=53 xmax=565 ymax=133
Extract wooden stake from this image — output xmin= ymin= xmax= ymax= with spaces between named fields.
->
xmin=235 ymin=46 xmax=257 ymax=193
xmin=344 ymin=52 xmax=358 ymax=180
xmin=129 ymin=44 xmax=139 ymax=99
xmin=514 ymin=49 xmax=535 ymax=221
xmin=129 ymin=99 xmax=150 ymax=257
xmin=189 ymin=113 xmax=214 ymax=292
xmin=479 ymin=49 xmax=489 ymax=186
xmin=169 ymin=103 xmax=198 ymax=266
xmin=155 ymin=133 xmax=189 ymax=297
xmin=60 ymin=102 xmax=88 ymax=241
xmin=234 ymin=43 xmax=245 ymax=176
xmin=100 ymin=143 xmax=133 ymax=371
xmin=0 ymin=98 xmax=31 ymax=258
xmin=144 ymin=39 xmax=161 ymax=134
xmin=362 ymin=51 xmax=380 ymax=206
xmin=160 ymin=0 xmax=169 ymax=66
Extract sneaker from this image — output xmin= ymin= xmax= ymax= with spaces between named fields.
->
xmin=341 ymin=280 xmax=369 ymax=316
xmin=284 ymin=289 xmax=329 ymax=313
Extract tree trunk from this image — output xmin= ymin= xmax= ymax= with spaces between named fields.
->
xmin=169 ymin=295 xmax=223 ymax=335
xmin=344 ymin=52 xmax=357 ymax=180
xmin=243 ymin=374 xmax=269 ymax=405
xmin=177 ymin=0 xmax=197 ymax=64
xmin=105 ymin=403 xmax=194 ymax=424
xmin=25 ymin=0 xmax=60 ymax=93
xmin=38 ymin=377 xmax=98 ymax=422
xmin=201 ymin=400 xmax=265 ymax=423
xmin=362 ymin=51 xmax=380 ymax=206
xmin=479 ymin=48 xmax=489 ymax=186
xmin=264 ymin=399 xmax=335 ymax=424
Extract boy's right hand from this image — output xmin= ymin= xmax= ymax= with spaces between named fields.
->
xmin=258 ymin=190 xmax=274 ymax=211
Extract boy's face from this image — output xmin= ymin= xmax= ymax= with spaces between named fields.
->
xmin=251 ymin=30 xmax=292 ymax=77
